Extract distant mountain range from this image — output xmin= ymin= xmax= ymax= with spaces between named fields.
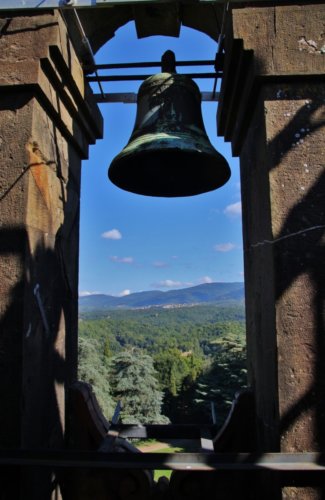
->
xmin=79 ymin=282 xmax=245 ymax=312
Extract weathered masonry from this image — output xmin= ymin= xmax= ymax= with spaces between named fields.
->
xmin=0 ymin=1 xmax=324 ymax=499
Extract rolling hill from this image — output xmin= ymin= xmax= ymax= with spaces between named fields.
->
xmin=79 ymin=282 xmax=244 ymax=312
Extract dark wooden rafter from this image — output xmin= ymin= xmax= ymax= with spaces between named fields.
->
xmin=0 ymin=384 xmax=324 ymax=487
xmin=68 ymin=382 xmax=255 ymax=452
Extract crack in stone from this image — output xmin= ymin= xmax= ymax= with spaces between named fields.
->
xmin=250 ymin=225 xmax=325 ymax=248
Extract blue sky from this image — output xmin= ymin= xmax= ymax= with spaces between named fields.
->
xmin=79 ymin=22 xmax=243 ymax=297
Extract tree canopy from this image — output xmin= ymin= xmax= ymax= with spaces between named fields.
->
xmin=109 ymin=349 xmax=169 ymax=424
xmin=78 ymin=304 xmax=247 ymax=424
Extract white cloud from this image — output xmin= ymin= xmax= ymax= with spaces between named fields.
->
xmin=152 ymin=279 xmax=193 ymax=289
xmin=79 ymin=290 xmax=100 ymax=297
xmin=198 ymin=276 xmax=213 ymax=284
xmin=101 ymin=229 xmax=122 ymax=240
xmin=110 ymin=256 xmax=134 ymax=264
xmin=214 ymin=242 xmax=236 ymax=252
xmin=118 ymin=289 xmax=131 ymax=297
xmin=224 ymin=201 xmax=242 ymax=217
xmin=153 ymin=260 xmax=169 ymax=268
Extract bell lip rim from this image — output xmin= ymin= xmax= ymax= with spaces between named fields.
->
xmin=108 ymin=148 xmax=231 ymax=198
xmin=109 ymin=145 xmax=230 ymax=172
xmin=107 ymin=180 xmax=230 ymax=198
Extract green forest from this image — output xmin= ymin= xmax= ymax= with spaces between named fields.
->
xmin=78 ymin=304 xmax=247 ymax=426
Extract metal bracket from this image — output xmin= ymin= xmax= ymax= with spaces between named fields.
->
xmin=85 ymin=57 xmax=223 ymax=102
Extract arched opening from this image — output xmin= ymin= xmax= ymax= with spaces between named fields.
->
xmin=78 ymin=20 xmax=246 ymax=434
xmin=1 ymin=5 xmax=324 ymax=499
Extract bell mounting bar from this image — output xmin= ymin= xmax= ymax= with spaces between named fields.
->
xmin=94 ymin=91 xmax=220 ymax=103
xmin=87 ymin=72 xmax=222 ymax=82
xmin=83 ymin=59 xmax=219 ymax=72
xmin=87 ymin=52 xmax=223 ymax=102
xmin=0 ymin=0 xmax=285 ymax=9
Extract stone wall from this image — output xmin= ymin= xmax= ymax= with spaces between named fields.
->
xmin=218 ymin=3 xmax=325 ymax=498
xmin=0 ymin=11 xmax=102 ymax=498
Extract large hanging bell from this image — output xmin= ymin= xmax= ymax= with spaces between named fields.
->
xmin=108 ymin=65 xmax=230 ymax=197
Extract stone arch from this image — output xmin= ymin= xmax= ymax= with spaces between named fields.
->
xmin=1 ymin=4 xmax=325 ymax=499
xmin=64 ymin=3 xmax=224 ymax=61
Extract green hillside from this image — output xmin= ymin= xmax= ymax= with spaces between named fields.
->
xmin=78 ymin=304 xmax=247 ymax=425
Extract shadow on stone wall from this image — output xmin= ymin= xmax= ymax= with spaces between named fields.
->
xmin=268 ymin=90 xmax=325 ymax=498
xmin=0 ymin=226 xmax=72 ymax=499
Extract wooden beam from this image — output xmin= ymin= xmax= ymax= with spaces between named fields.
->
xmin=1 ymin=450 xmax=325 ymax=473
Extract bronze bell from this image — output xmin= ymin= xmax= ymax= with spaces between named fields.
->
xmin=108 ymin=52 xmax=230 ymax=197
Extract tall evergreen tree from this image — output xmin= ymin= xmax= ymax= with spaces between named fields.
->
xmin=78 ymin=336 xmax=115 ymax=419
xmin=110 ymin=349 xmax=169 ymax=424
